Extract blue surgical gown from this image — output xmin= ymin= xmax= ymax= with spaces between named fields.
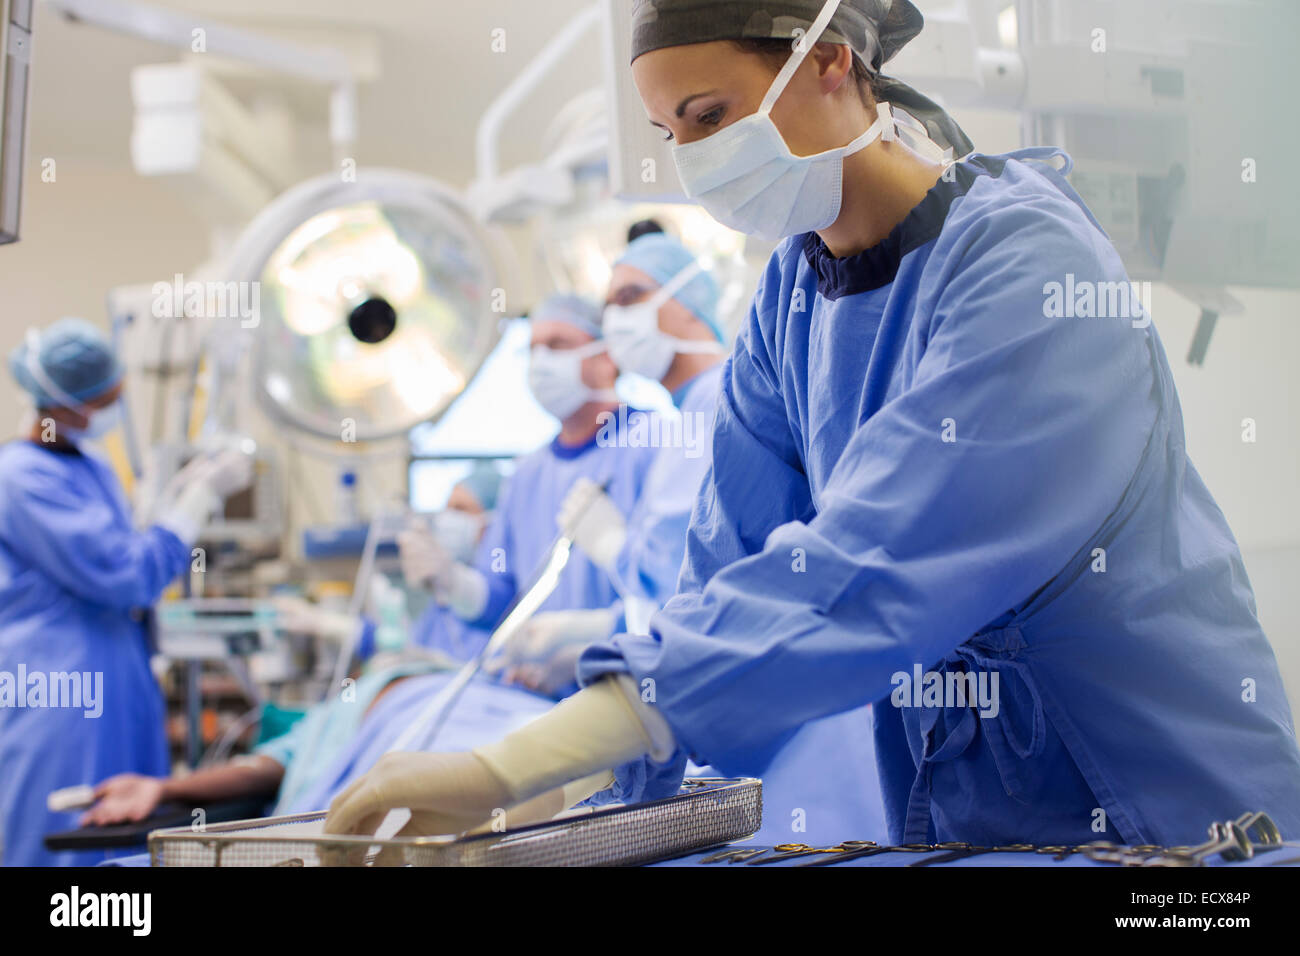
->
xmin=580 ymin=149 xmax=1300 ymax=847
xmin=610 ymin=365 xmax=724 ymax=606
xmin=0 ymin=441 xmax=189 ymax=865
xmin=453 ymin=420 xmax=657 ymax=650
xmin=408 ymin=599 xmax=483 ymax=661
xmin=596 ymin=364 xmax=888 ymax=843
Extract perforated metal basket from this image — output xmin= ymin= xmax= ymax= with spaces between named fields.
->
xmin=148 ymin=777 xmax=761 ymax=867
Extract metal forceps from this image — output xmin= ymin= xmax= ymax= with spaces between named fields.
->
xmin=699 ymin=845 xmax=772 ymax=864
xmin=799 ymin=842 xmax=938 ymax=866
xmin=1141 ymin=811 xmax=1283 ymax=867
xmin=747 ymin=841 xmax=879 ymax=865
xmin=908 ymin=842 xmax=1036 ymax=867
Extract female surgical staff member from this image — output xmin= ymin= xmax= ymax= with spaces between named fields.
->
xmin=0 ymin=319 xmax=252 ymax=865
xmin=327 ymin=0 xmax=1300 ymax=848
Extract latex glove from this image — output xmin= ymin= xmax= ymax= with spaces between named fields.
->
xmin=164 ymin=443 xmax=255 ymax=501
xmin=433 ymin=563 xmax=489 ymax=621
xmin=397 ymin=523 xmax=453 ymax=591
xmin=485 ymin=607 xmax=616 ymax=676
xmin=154 ymin=446 xmax=255 ymax=544
xmin=556 ymin=478 xmax=627 ymax=569
xmin=504 ymin=642 xmax=586 ymax=698
xmin=323 ymin=750 xmax=512 ymax=851
xmin=324 ymin=677 xmax=672 ymax=846
xmin=154 ymin=481 xmax=221 ymax=546
xmin=195 ymin=445 xmax=255 ymax=498
xmin=80 ymin=774 xmax=165 ymax=826
xmin=400 ymin=520 xmax=488 ymax=619
xmin=477 ymin=674 xmax=674 ymax=803
xmin=272 ymin=596 xmax=363 ymax=646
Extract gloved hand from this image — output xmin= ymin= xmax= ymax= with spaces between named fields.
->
xmin=323 ymin=751 xmax=512 ymax=849
xmin=272 ymin=596 xmax=363 ymax=646
xmin=154 ymin=444 xmax=255 ymax=545
xmin=433 ymin=563 xmax=489 ymax=621
xmin=397 ymin=523 xmax=453 ymax=591
xmin=194 ymin=445 xmax=256 ymax=498
xmin=162 ymin=441 xmax=255 ymax=502
xmin=323 ymin=676 xmax=674 ymax=847
xmin=399 ymin=522 xmax=489 ymax=619
xmin=80 ymin=774 xmax=165 ymax=826
xmin=504 ymin=643 xmax=587 ymax=698
xmin=556 ymin=478 xmax=627 ymax=569
xmin=484 ymin=607 xmax=616 ymax=686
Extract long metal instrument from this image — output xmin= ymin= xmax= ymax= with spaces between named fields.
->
xmin=386 ymin=480 xmax=611 ymax=752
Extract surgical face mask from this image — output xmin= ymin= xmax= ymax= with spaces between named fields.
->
xmin=528 ymin=340 xmax=617 ymax=421
xmin=63 ymin=403 xmax=122 ymax=442
xmin=603 ymin=262 xmax=725 ymax=383
xmin=432 ymin=508 xmax=484 ymax=564
xmin=669 ymin=0 xmax=948 ymax=241
xmin=22 ymin=328 xmax=121 ymax=443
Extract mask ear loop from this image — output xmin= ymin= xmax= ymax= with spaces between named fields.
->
xmin=758 ymin=0 xmax=844 ymax=115
xmin=555 ymin=340 xmax=619 ymax=403
xmin=652 ymin=262 xmax=728 ymax=355
xmin=889 ymin=106 xmax=957 ymax=166
xmin=647 ymin=260 xmax=704 ymax=309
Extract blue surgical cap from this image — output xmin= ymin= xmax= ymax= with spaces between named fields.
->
xmin=530 ymin=293 xmax=602 ymax=339
xmin=614 ymin=233 xmax=722 ymax=341
xmin=457 ymin=460 xmax=504 ymax=512
xmin=8 ymin=318 xmax=123 ymax=408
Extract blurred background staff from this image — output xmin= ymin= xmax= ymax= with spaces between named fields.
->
xmin=396 ymin=294 xmax=657 ymax=688
xmin=0 ymin=318 xmax=253 ymax=866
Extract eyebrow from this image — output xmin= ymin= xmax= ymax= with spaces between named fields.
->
xmin=675 ymin=91 xmax=718 ymax=118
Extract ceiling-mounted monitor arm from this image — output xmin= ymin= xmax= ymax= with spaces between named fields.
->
xmin=1 ymin=0 xmax=34 ymax=245
xmin=43 ymin=0 xmax=358 ymax=161
xmin=474 ymin=3 xmax=601 ymax=186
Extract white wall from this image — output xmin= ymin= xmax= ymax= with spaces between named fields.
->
xmin=1 ymin=158 xmax=211 ymax=422
xmin=1154 ymin=287 xmax=1300 ymax=706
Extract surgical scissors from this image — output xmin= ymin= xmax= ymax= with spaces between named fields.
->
xmin=746 ymin=841 xmax=879 ymax=864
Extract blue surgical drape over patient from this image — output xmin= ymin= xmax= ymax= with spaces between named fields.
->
xmin=0 ymin=441 xmax=189 ymax=866
xmin=580 ymin=149 xmax=1300 ymax=847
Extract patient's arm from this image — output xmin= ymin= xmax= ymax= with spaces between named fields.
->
xmin=81 ymin=755 xmax=285 ymax=826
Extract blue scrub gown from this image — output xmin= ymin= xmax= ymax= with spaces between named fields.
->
xmin=610 ymin=365 xmax=724 ymax=606
xmin=580 ymin=148 xmax=1300 ymax=847
xmin=0 ymin=441 xmax=189 ymax=865
xmin=596 ymin=364 xmax=887 ymax=843
xmin=415 ymin=416 xmax=658 ymax=664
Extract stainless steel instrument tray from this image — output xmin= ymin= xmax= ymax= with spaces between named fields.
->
xmin=148 ymin=777 xmax=762 ymax=867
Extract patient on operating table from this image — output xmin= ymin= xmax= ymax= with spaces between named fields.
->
xmin=81 ymin=451 xmax=631 ymax=829
xmin=81 ymin=652 xmax=555 ymax=827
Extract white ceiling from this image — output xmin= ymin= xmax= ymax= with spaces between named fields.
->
xmin=28 ymin=0 xmax=602 ymax=187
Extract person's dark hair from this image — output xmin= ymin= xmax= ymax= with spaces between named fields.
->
xmin=627 ymin=218 xmax=666 ymax=243
xmin=731 ymin=37 xmax=878 ymax=107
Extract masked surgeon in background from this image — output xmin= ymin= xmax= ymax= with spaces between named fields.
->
xmin=274 ymin=463 xmax=505 ymax=662
xmin=404 ymin=462 xmax=504 ymax=656
xmin=497 ymin=230 xmax=726 ymax=695
xmin=499 ymin=229 xmax=886 ymax=842
xmin=325 ymin=0 xmax=1300 ymax=849
xmin=396 ymin=294 xmax=657 ymax=681
xmin=0 ymin=318 xmax=253 ymax=865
